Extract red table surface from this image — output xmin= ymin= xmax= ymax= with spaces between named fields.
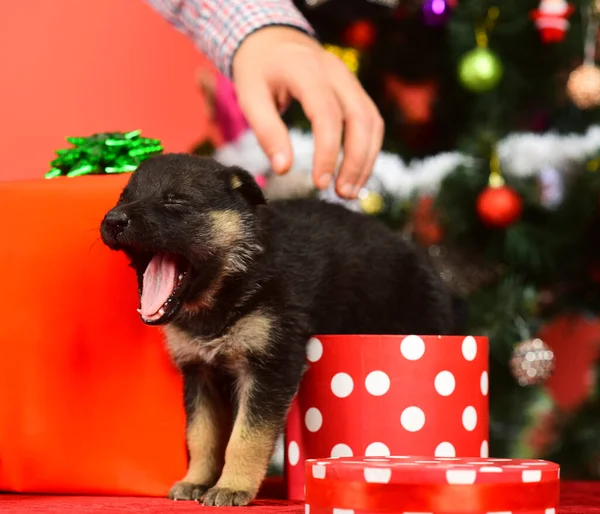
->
xmin=0 ymin=479 xmax=598 ymax=513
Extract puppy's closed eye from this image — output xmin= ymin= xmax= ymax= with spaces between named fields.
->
xmin=164 ymin=194 xmax=192 ymax=209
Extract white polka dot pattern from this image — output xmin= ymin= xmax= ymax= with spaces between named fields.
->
xmin=400 ymin=335 xmax=426 ymax=360
xmin=286 ymin=335 xmax=490 ymax=502
xmin=305 ymin=408 xmax=323 ymax=432
xmin=306 ymin=337 xmax=323 ymax=362
xmin=434 ymin=441 xmax=456 ymax=457
xmin=330 ymin=372 xmax=354 ymax=398
xmin=304 ymin=455 xmax=560 ymax=485
xmin=288 ymin=441 xmax=300 ymax=466
xmin=462 ymin=406 xmax=478 ymax=431
xmin=401 ymin=406 xmax=426 ymax=432
xmin=303 ymin=457 xmax=559 ymax=514
xmin=446 ymin=469 xmax=477 ymax=484
xmin=365 ymin=442 xmax=390 ymax=456
xmin=522 ymin=469 xmax=542 ymax=483
xmin=481 ymin=370 xmax=489 ymax=396
xmin=480 ymin=439 xmax=489 ymax=458
xmin=311 ymin=464 xmax=326 ymax=479
xmin=462 ymin=336 xmax=478 ymax=361
xmin=480 ymin=466 xmax=503 ymax=473
xmin=434 ymin=370 xmax=455 ymax=396
xmin=363 ymin=467 xmax=392 ymax=483
xmin=365 ymin=370 xmax=391 ymax=396
xmin=330 ymin=443 xmax=353 ymax=458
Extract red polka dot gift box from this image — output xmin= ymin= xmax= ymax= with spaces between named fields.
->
xmin=285 ymin=335 xmax=489 ymax=501
xmin=304 ymin=456 xmax=560 ymax=514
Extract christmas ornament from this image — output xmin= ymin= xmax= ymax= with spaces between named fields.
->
xmin=477 ymin=184 xmax=522 ymax=227
xmin=510 ymin=338 xmax=555 ymax=386
xmin=344 ymin=20 xmax=376 ymax=49
xmin=46 ymin=130 xmax=163 ymax=179
xmin=566 ymin=6 xmax=600 ymax=109
xmin=384 ymin=75 xmax=438 ymax=124
xmin=567 ymin=64 xmax=600 ymax=109
xmin=423 ymin=0 xmax=450 ymax=25
xmin=458 ymin=8 xmax=503 ymax=93
xmin=458 ymin=47 xmax=503 ymax=93
xmin=358 ymin=189 xmax=385 ymax=215
xmin=324 ymin=44 xmax=360 ymax=74
xmin=530 ymin=0 xmax=575 ymax=43
xmin=476 ymin=149 xmax=523 ymax=227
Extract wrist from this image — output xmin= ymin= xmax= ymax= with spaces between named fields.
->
xmin=232 ymin=26 xmax=318 ymax=80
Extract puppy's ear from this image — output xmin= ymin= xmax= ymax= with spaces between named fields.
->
xmin=226 ymin=166 xmax=266 ymax=207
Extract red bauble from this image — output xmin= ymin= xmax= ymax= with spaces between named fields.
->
xmin=476 ymin=185 xmax=523 ymax=227
xmin=344 ymin=20 xmax=376 ymax=49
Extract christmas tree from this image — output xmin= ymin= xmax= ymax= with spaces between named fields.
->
xmin=202 ymin=0 xmax=600 ymax=477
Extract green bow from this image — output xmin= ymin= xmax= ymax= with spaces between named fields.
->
xmin=46 ymin=130 xmax=163 ymax=178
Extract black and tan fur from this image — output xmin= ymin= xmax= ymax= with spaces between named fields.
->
xmin=100 ymin=154 xmax=455 ymax=507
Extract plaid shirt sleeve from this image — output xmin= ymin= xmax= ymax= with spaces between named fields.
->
xmin=146 ymin=0 xmax=314 ymax=77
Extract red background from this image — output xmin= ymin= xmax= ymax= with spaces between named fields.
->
xmin=0 ymin=0 xmax=212 ymax=182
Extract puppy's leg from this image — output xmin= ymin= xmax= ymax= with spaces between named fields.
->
xmin=169 ymin=363 xmax=233 ymax=501
xmin=202 ymin=356 xmax=303 ymax=507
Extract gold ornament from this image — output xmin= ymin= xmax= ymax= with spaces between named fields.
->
xmin=567 ymin=64 xmax=600 ymax=109
xmin=324 ymin=44 xmax=360 ymax=74
xmin=510 ymin=338 xmax=555 ymax=386
xmin=358 ymin=189 xmax=384 ymax=215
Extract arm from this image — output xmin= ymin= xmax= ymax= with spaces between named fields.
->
xmin=145 ymin=0 xmax=314 ymax=77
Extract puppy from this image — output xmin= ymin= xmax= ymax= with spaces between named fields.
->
xmin=100 ymin=153 xmax=455 ymax=507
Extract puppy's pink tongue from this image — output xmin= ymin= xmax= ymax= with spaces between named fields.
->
xmin=140 ymin=254 xmax=177 ymax=318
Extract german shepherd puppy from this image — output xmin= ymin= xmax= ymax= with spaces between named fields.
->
xmin=100 ymin=153 xmax=454 ymax=506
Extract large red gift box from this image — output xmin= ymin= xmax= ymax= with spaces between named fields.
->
xmin=285 ymin=335 xmax=489 ymax=501
xmin=305 ymin=456 xmax=560 ymax=513
xmin=0 ymin=176 xmax=186 ymax=495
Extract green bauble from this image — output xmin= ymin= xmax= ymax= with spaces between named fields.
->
xmin=458 ymin=47 xmax=503 ymax=93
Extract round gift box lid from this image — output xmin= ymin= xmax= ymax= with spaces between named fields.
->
xmin=305 ymin=456 xmax=560 ymax=513
xmin=306 ymin=456 xmax=559 ymax=484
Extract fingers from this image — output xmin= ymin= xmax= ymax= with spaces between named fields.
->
xmin=329 ymin=61 xmax=384 ymax=198
xmin=357 ymin=102 xmax=385 ymax=196
xmin=235 ymin=76 xmax=293 ymax=175
xmin=231 ymin=26 xmax=384 ymax=196
xmin=285 ymin=69 xmax=343 ymax=191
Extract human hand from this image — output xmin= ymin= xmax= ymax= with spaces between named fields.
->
xmin=232 ymin=26 xmax=384 ymax=199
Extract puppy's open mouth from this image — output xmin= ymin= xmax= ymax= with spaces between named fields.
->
xmin=138 ymin=253 xmax=190 ymax=325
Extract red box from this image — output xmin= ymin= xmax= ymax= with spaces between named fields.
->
xmin=285 ymin=335 xmax=489 ymax=500
xmin=0 ymin=176 xmax=186 ymax=495
xmin=305 ymin=456 xmax=560 ymax=514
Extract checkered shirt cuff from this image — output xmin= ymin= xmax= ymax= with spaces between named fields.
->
xmin=146 ymin=0 xmax=314 ymax=77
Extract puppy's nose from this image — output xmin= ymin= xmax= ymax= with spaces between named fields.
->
xmin=103 ymin=210 xmax=130 ymax=237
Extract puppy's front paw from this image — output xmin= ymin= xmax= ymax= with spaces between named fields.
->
xmin=202 ymin=486 xmax=253 ymax=507
xmin=168 ymin=480 xmax=209 ymax=501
